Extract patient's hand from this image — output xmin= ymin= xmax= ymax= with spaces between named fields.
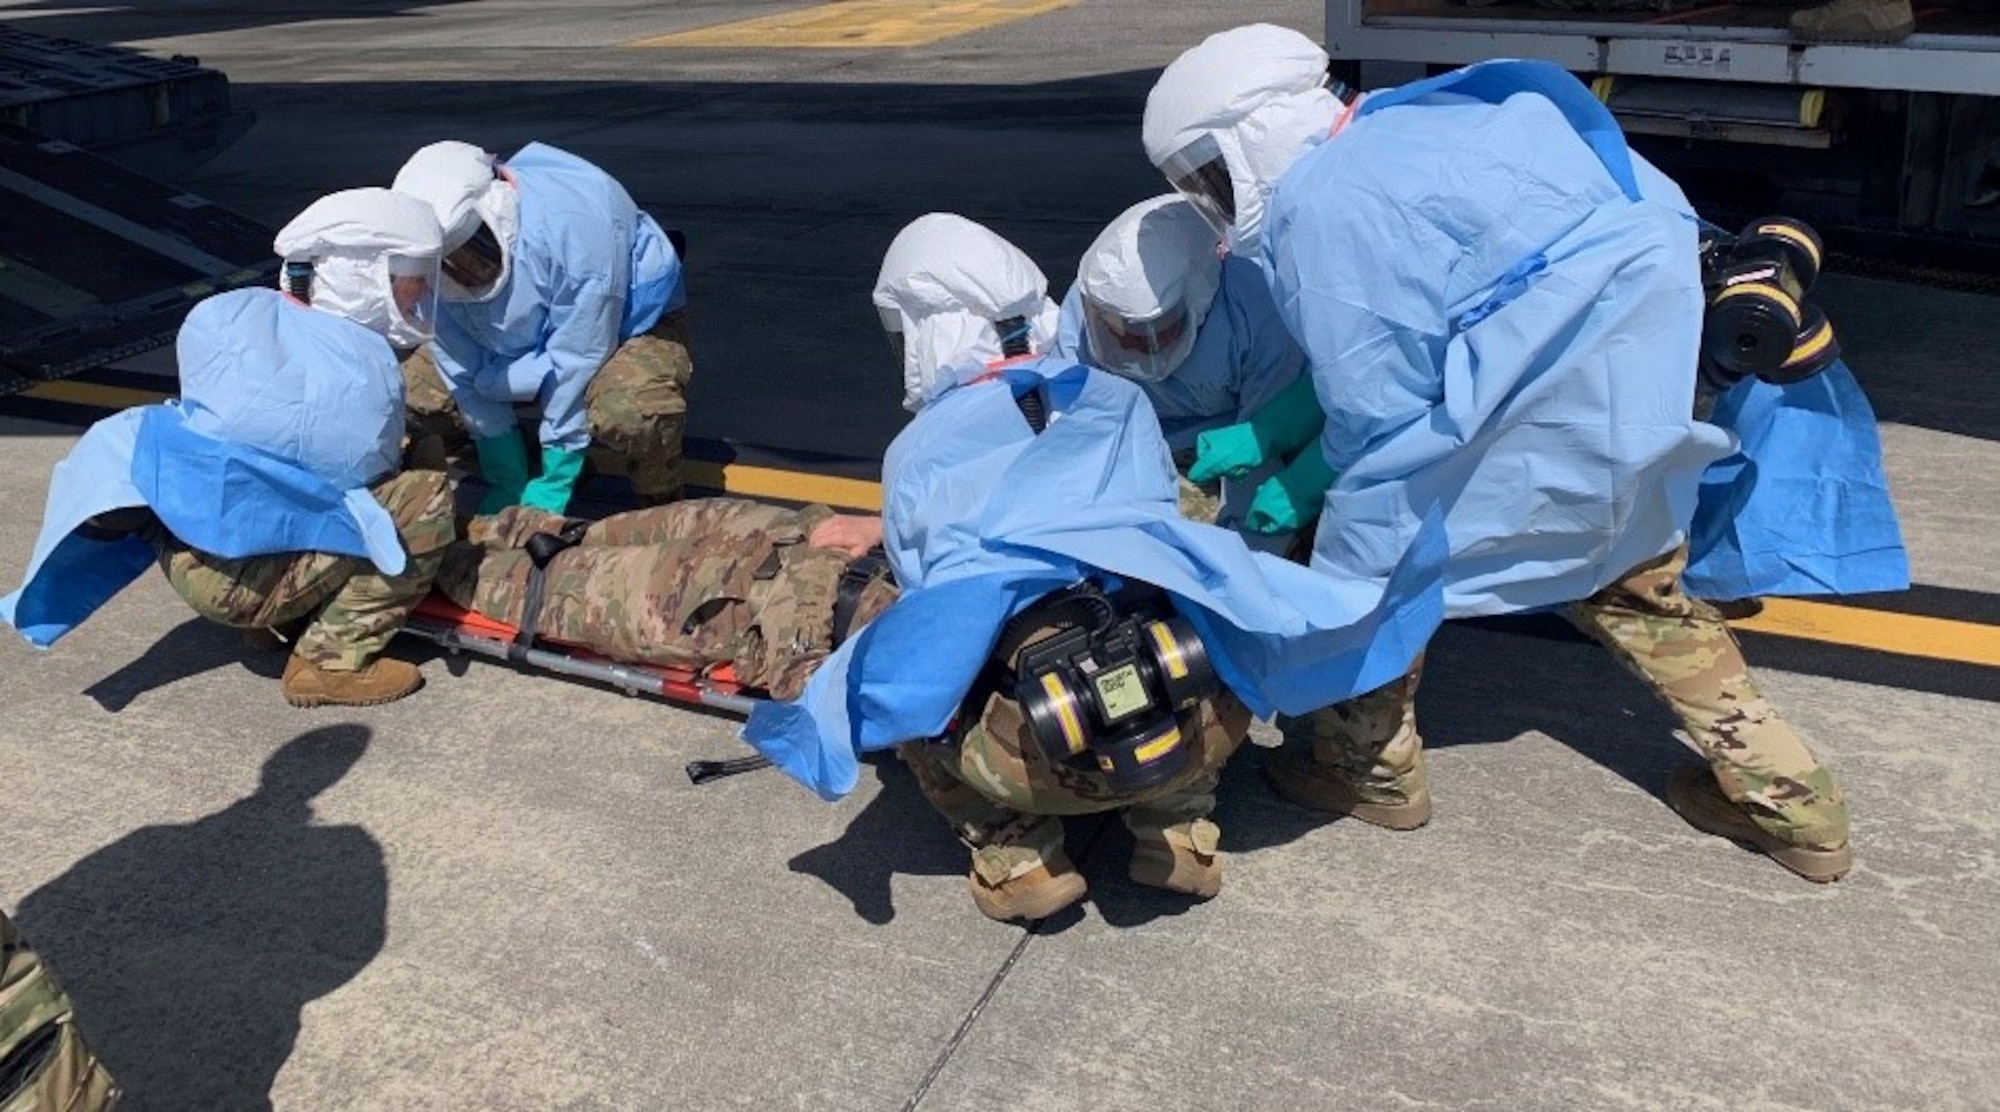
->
xmin=810 ymin=514 xmax=884 ymax=557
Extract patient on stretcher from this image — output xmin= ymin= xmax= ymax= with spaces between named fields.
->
xmin=435 ymin=499 xmax=898 ymax=700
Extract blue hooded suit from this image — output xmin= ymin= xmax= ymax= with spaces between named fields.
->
xmin=2 ymin=288 xmax=409 ymax=647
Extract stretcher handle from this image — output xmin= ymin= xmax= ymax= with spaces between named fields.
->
xmin=685 ymin=755 xmax=774 ymax=784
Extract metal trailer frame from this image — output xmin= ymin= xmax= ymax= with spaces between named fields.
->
xmin=0 ymin=27 xmax=254 ymax=175
xmin=0 ymin=124 xmax=277 ymax=396
xmin=1325 ymin=0 xmax=2000 ymax=96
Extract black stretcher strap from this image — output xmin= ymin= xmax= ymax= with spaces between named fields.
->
xmin=831 ymin=550 xmax=892 ymax=649
xmin=510 ymin=519 xmax=591 ymax=658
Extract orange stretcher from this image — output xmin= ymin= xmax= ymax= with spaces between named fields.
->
xmin=400 ymin=594 xmax=778 ymax=783
xmin=400 ymin=593 xmax=763 ymax=714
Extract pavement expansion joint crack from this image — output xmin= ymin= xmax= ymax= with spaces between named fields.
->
xmin=901 ymin=816 xmax=1113 ymax=1111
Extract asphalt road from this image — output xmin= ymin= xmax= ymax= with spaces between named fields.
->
xmin=1 ymin=3 xmax=1997 ymax=1110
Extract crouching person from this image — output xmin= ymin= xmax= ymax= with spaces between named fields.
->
xmin=1 ymin=189 xmax=455 ymax=708
xmin=740 ymin=215 xmax=1444 ymax=924
xmin=436 ymin=500 xmax=897 ymax=700
xmin=901 ymin=585 xmax=1254 ymax=920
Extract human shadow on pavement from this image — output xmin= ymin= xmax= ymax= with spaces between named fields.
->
xmin=1216 ymin=618 xmax=1694 ymax=856
xmin=787 ymin=754 xmax=970 ymax=926
xmin=1421 ymin=615 xmax=1691 ymax=784
xmin=82 ymin=616 xmax=283 ymax=712
xmin=15 ymin=725 xmax=387 ymax=1112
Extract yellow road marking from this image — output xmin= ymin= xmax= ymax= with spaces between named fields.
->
xmin=1730 ymin=598 xmax=2000 ymax=669
xmin=681 ymin=460 xmax=883 ymax=510
xmin=20 ymin=379 xmax=173 ymax=410
xmin=629 ymin=0 xmax=1074 ymax=49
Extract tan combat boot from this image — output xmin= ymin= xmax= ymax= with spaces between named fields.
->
xmin=968 ymin=842 xmax=1088 ymax=923
xmin=1664 ymin=767 xmax=1853 ymax=883
xmin=1263 ymin=746 xmax=1433 ymax=830
xmin=282 ymin=654 xmax=425 ymax=708
xmin=1128 ymin=817 xmax=1224 ymax=898
xmin=1791 ymin=0 xmax=1914 ymax=42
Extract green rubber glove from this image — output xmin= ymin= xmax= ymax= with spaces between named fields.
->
xmin=520 ymin=445 xmax=588 ymax=514
xmin=473 ymin=432 xmax=532 ymax=516
xmin=1244 ymin=445 xmax=1339 ymax=535
xmin=1189 ymin=375 xmax=1326 ymax=483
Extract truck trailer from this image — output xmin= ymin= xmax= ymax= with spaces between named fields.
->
xmin=1326 ymin=0 xmax=2000 ymax=262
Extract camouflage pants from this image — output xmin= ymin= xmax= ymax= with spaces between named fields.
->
xmin=902 ymin=677 xmax=1252 ymax=885
xmin=402 ymin=309 xmax=694 ymax=502
xmin=435 ymin=500 xmax=896 ymax=700
xmin=0 ymin=910 xmax=119 ymax=1112
xmin=1282 ymin=546 xmax=1849 ymax=850
xmin=1176 ymin=473 xmax=1224 ymax=525
xmin=1166 ymin=449 xmax=1226 ymax=526
xmin=153 ymin=470 xmax=455 ymax=672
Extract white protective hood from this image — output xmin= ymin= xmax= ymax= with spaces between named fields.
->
xmin=1142 ymin=24 xmax=1341 ymax=256
xmin=1076 ymin=194 xmax=1222 ymax=382
xmin=872 ymin=213 xmax=1060 ymax=412
xmin=273 ymin=187 xmax=443 ymax=349
xmin=391 ymin=139 xmax=522 ymax=303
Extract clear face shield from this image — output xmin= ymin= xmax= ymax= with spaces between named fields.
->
xmin=878 ymin=302 xmax=906 ymax=368
xmin=1084 ymin=297 xmax=1193 ymax=383
xmin=440 ymin=221 xmax=506 ymax=302
xmin=1157 ymin=132 xmax=1236 ymax=241
xmin=386 ymin=251 xmax=442 ymax=347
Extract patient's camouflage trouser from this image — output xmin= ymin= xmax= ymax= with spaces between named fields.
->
xmin=900 ymin=618 xmax=1253 ymax=885
xmin=153 ymin=470 xmax=455 ymax=672
xmin=402 ymin=309 xmax=694 ymax=503
xmin=1169 ymin=448 xmax=1224 ymax=525
xmin=436 ymin=500 xmax=897 ymax=700
xmin=1281 ymin=545 xmax=1850 ymax=849
xmin=0 ymin=909 xmax=119 ymax=1112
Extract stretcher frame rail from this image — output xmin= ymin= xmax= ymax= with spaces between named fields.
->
xmin=399 ymin=595 xmax=776 ymax=782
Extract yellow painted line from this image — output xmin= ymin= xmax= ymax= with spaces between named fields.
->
xmin=684 ymin=459 xmax=882 ymax=511
xmin=19 ymin=379 xmax=173 ymax=409
xmin=1730 ymin=597 xmax=2000 ymax=669
xmin=629 ymin=0 xmax=1074 ymax=49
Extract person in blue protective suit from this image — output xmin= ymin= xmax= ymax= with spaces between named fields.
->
xmin=1 ymin=189 xmax=457 ymax=708
xmin=740 ymin=213 xmax=1445 ymax=923
xmin=392 ymin=139 xmax=691 ymax=514
xmin=1142 ymin=24 xmax=1861 ymax=882
xmin=1048 ymin=193 xmax=1312 ymax=551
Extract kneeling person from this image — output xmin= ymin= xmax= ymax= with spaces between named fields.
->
xmin=1 ymin=190 xmax=455 ymax=708
xmin=903 ymin=581 xmax=1254 ymax=920
xmin=393 ymin=140 xmax=691 ymax=514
